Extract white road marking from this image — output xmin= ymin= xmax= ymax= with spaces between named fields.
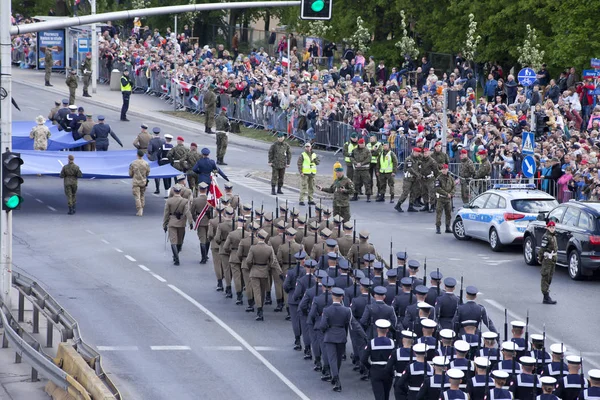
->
xmin=114 ymin=248 xmax=123 ymax=253
xmin=254 ymin=346 xmax=281 ymax=351
xmin=138 ymin=264 xmax=150 ymax=271
xmin=151 ymin=273 xmax=166 ymax=283
xmin=168 ymin=285 xmax=310 ymax=400
xmin=47 ymin=206 xmax=56 ymax=212
xmin=57 ymin=160 xmax=64 ymax=167
xmin=480 ymin=256 xmax=490 ymax=260
xmin=97 ymin=346 xmax=139 ymax=351
xmin=125 ymin=255 xmax=136 ymax=262
xmin=202 ymin=346 xmax=243 ymax=351
xmin=120 ymin=180 xmax=128 ymax=184
xmin=85 ymin=230 xmax=95 ymax=235
xmin=582 ymin=352 xmax=600 ymax=357
xmin=484 ymin=299 xmax=600 ymax=369
xmin=101 ymin=239 xmax=110 ymax=244
xmin=448 ymin=258 xmax=462 ymax=261
xmin=150 ymin=345 xmax=191 ymax=351
xmin=35 ymin=198 xmax=43 ymax=203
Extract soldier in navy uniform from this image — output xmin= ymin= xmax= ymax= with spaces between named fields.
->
xmin=542 ymin=343 xmax=568 ymax=377
xmin=384 ymin=269 xmax=399 ymax=305
xmin=452 ymin=286 xmax=497 ymax=334
xmin=308 ymin=276 xmax=335 ymax=381
xmin=538 ymin=376 xmax=560 ymax=400
xmin=425 ymin=270 xmax=443 ymax=306
xmin=362 ymin=319 xmax=396 ymax=400
xmin=460 ymin=320 xmax=481 ymax=357
xmin=350 ymin=277 xmax=374 ymax=372
xmin=300 ymin=270 xmax=326 ymax=370
xmin=362 ymin=253 xmax=377 ymax=280
xmin=372 ymin=262 xmax=388 ymax=287
xmin=417 ymin=356 xmax=451 ymax=400
xmin=334 ymin=260 xmax=352 ymax=288
xmin=435 ymin=277 xmax=459 ymax=330
xmin=406 ymin=260 xmax=424 ymax=289
xmin=495 ymin=341 xmax=523 ymax=384
xmin=319 ymin=287 xmax=361 ymax=392
xmin=529 ymin=334 xmax=551 ymax=367
xmin=284 ymin=251 xmax=307 ymax=351
xmin=344 ymin=269 xmax=365 ymax=306
xmin=293 ymin=259 xmax=318 ymax=359
xmin=478 ymin=332 xmax=501 ymax=368
xmin=467 ymin=357 xmax=493 ymax=400
xmin=510 ymin=356 xmax=541 ymax=399
xmin=386 ymin=329 xmax=418 ymax=399
xmin=418 ymin=318 xmax=438 ymax=361
xmin=396 ymin=343 xmax=434 ymax=400
xmin=324 ymin=252 xmax=340 ymax=278
xmin=444 ymin=369 xmax=468 ymax=400
xmin=437 ymin=329 xmax=457 ymax=358
xmin=449 ymin=340 xmax=473 ymax=389
xmin=580 ymin=369 xmax=600 ymax=400
xmin=555 ymin=355 xmax=588 ymax=400
xmin=490 ymin=370 xmax=514 ymax=400
xmin=402 ymin=286 xmax=433 ymax=332
xmin=361 ymin=286 xmax=397 ymax=340
xmin=510 ymin=320 xmax=528 ymax=358
xmin=395 ymin=251 xmax=408 ymax=278
xmin=393 ymin=277 xmax=417 ymax=325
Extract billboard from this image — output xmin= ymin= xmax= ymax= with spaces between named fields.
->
xmin=37 ymin=30 xmax=65 ymax=70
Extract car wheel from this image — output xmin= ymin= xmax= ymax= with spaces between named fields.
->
xmin=452 ymin=218 xmax=471 ymax=241
xmin=568 ymin=249 xmax=584 ymax=280
xmin=523 ymin=236 xmax=538 ymax=265
xmin=489 ymin=228 xmax=503 ymax=252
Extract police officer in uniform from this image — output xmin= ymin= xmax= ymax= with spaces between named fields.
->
xmin=538 ymin=220 xmax=558 ymax=304
xmin=133 ymin=124 xmax=152 ymax=153
xmin=120 ymin=69 xmax=133 ymax=121
xmin=215 ymin=107 xmax=230 ymax=165
xmin=90 ymin=115 xmax=123 ymax=151
xmin=361 ymin=319 xmax=395 ymax=400
xmin=190 ymin=182 xmax=211 ymax=263
xmin=376 ymin=142 xmax=398 ymax=203
xmin=298 ymin=142 xmax=320 ymax=206
xmin=395 ymin=147 xmax=422 ymax=212
xmin=247 ymin=229 xmax=283 ymax=321
xmin=162 ymin=184 xmax=193 ymax=266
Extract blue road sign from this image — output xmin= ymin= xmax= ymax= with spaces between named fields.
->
xmin=592 ymin=58 xmax=600 ymax=68
xmin=583 ymin=70 xmax=600 ymax=79
xmin=77 ymin=38 xmax=90 ymax=53
xmin=518 ymin=68 xmax=536 ymax=86
xmin=522 ymin=131 xmax=535 ymax=155
xmin=522 ymin=155 xmax=536 ymax=178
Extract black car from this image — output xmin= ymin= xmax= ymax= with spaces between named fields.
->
xmin=523 ymin=200 xmax=600 ymax=280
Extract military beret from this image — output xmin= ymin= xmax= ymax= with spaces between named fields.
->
xmin=152 ymin=127 xmax=161 ymax=134
xmin=396 ymin=251 xmax=407 ymax=260
xmin=176 ymin=174 xmax=186 ymax=181
xmin=363 ymin=253 xmax=376 ymax=262
xmin=97 ymin=115 xmax=105 ymax=120
xmin=198 ymin=182 xmax=209 ymax=189
xmin=338 ymin=259 xmax=350 ymax=270
xmin=408 ymin=260 xmax=420 ymax=269
xmin=320 ymin=228 xmax=332 ymax=237
xmin=327 ymin=252 xmax=338 ymax=260
xmin=225 ymin=206 xmax=234 ymax=215
xmin=325 ymin=239 xmax=337 ymax=247
xmin=277 ymin=132 xmax=286 ymax=137
xmin=263 ymin=212 xmax=274 ymax=222
xmin=295 ymin=251 xmax=307 ymax=260
xmin=343 ymin=221 xmax=353 ymax=230
xmin=373 ymin=261 xmax=384 ymax=270
xmin=141 ymin=123 xmax=148 ymax=129
xmin=447 ymin=369 xmax=465 ymax=380
xmin=286 ymin=227 xmax=297 ymax=236
xmin=386 ymin=269 xmax=398 ymax=278
xmin=375 ymin=319 xmax=391 ymax=329
xmin=359 ymin=278 xmax=373 ymax=287
xmin=373 ymin=286 xmax=387 ymax=295
xmin=430 ymin=271 xmax=443 ymax=280
xmin=353 ymin=269 xmax=365 ymax=279
xmin=305 ymin=259 xmax=318 ymax=268
xmin=224 ymin=182 xmax=233 ymax=189
xmin=315 ymin=270 xmax=328 ymax=279
xmin=309 ymin=221 xmax=319 ymax=230
xmin=400 ymin=277 xmax=412 ymax=286
xmin=415 ymin=285 xmax=429 ymax=295
xmin=333 ymin=215 xmax=343 ymax=223
xmin=242 ymin=203 xmax=252 ymax=211
xmin=331 ymin=287 xmax=345 ymax=296
xmin=297 ymin=215 xmax=307 ymax=223
xmin=322 ymin=276 xmax=335 ymax=288
xmin=466 ymin=286 xmax=478 ymax=295
xmin=359 ymin=229 xmax=370 ymax=238
xmin=257 ymin=229 xmax=268 ymax=239
xmin=444 ymin=277 xmax=457 ymax=287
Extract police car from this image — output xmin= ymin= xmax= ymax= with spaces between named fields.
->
xmin=452 ymin=184 xmax=559 ymax=251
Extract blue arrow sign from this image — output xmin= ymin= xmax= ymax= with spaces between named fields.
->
xmin=522 ymin=155 xmax=536 ymax=178
xmin=522 ymin=131 xmax=535 ymax=155
xmin=592 ymin=58 xmax=600 ymax=68
xmin=518 ymin=68 xmax=536 ymax=86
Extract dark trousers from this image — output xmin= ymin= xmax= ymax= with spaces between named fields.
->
xmin=121 ymin=91 xmax=131 ymax=119
xmin=289 ymin=304 xmax=301 ymax=337
xmin=154 ymin=178 xmax=172 ymax=191
xmin=300 ymin=314 xmax=311 ymax=347
xmin=325 ymin=342 xmax=345 ymax=378
xmin=371 ymin=369 xmax=393 ymax=400
xmin=96 ymin=142 xmax=108 ymax=151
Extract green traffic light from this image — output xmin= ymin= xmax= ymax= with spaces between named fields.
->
xmin=311 ymin=0 xmax=325 ymax=12
xmin=5 ymin=194 xmax=21 ymax=209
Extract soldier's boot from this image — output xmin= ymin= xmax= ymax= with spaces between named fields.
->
xmin=415 ymin=197 xmax=425 ymax=207
xmin=430 ymin=204 xmax=436 ymax=213
xmin=83 ymin=90 xmax=91 ymax=98
xmin=436 ymin=226 xmax=441 ymax=234
xmin=255 ymin=307 xmax=264 ymax=321
xmin=225 ymin=286 xmax=233 ymax=298
xmin=220 ymin=158 xmax=228 ymax=166
xmin=235 ymin=292 xmax=243 ymax=305
xmin=350 ymin=194 xmax=358 ymax=201
xmin=320 ymin=366 xmax=332 ymax=381
xmin=67 ymin=206 xmax=73 ymax=215
xmin=216 ymin=279 xmax=224 ymax=291
xmin=274 ymin=299 xmax=284 ymax=312
xmin=277 ymin=185 xmax=284 ymax=194
xmin=45 ymin=81 xmax=53 ymax=87
xmin=205 ymin=128 xmax=212 ymax=134
xmin=271 ymin=186 xmax=276 ymax=195
xmin=72 ymin=205 xmax=76 ymax=214
xmin=136 ymin=207 xmax=142 ymax=216
xmin=407 ymin=203 xmax=418 ymax=212
xmin=177 ymin=244 xmax=183 ymax=252
xmin=543 ymin=293 xmax=557 ymax=304
xmin=375 ymin=194 xmax=384 ymax=202
xmin=394 ymin=201 xmax=404 ymax=212
xmin=420 ymin=204 xmax=430 ymax=212
xmin=285 ymin=306 xmax=291 ymax=320
xmin=245 ymin=299 xmax=255 ymax=312
xmin=303 ymin=345 xmax=312 ymax=360
xmin=332 ymin=377 xmax=342 ymax=392
xmin=200 ymin=244 xmax=208 ymax=264
xmin=313 ymin=358 xmax=322 ymax=372
xmin=265 ymin=291 xmax=272 ymax=305
xmin=293 ymin=336 xmax=302 ymax=351
xmin=366 ymin=195 xmax=371 ymax=203
xmin=171 ymin=245 xmax=180 ymax=266
xmin=390 ymin=195 xmax=395 ymax=204
xmin=445 ymin=225 xmax=452 ymax=233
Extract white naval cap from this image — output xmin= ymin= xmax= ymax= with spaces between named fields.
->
xmin=375 ymin=319 xmax=392 ymax=329
xmin=439 ymin=329 xmax=456 ymax=339
xmin=432 ymin=356 xmax=451 ymax=367
xmin=474 ymin=356 xmax=491 ymax=368
xmin=589 ymin=369 xmax=600 ymax=380
xmin=447 ymin=369 xmax=465 ymax=380
xmin=566 ymin=355 xmax=582 ymax=364
xmin=511 ymin=320 xmax=526 ymax=328
xmin=454 ymin=340 xmax=470 ymax=353
xmin=501 ymin=341 xmax=517 ymax=352
xmin=421 ymin=318 xmax=437 ymax=328
xmin=412 ymin=343 xmax=428 ymax=353
xmin=550 ymin=343 xmax=566 ymax=354
xmin=540 ymin=376 xmax=557 ymax=385
xmin=530 ymin=334 xmax=544 ymax=342
xmin=482 ymin=332 xmax=498 ymax=340
xmin=492 ymin=370 xmax=509 ymax=379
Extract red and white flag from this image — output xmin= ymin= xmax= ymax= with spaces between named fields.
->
xmin=194 ymin=175 xmax=223 ymax=230
xmin=281 ymin=57 xmax=289 ymax=67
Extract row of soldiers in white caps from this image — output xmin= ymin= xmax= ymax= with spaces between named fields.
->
xmin=186 ymin=187 xmax=600 ymax=398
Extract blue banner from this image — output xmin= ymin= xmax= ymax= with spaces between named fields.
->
xmin=37 ymin=30 xmax=65 ymax=70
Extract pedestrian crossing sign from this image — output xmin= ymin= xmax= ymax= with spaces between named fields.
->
xmin=522 ymin=131 xmax=534 ymax=155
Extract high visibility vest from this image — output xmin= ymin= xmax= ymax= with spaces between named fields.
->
xmin=120 ymin=76 xmax=132 ymax=92
xmin=379 ymin=151 xmax=393 ymax=173
xmin=301 ymin=152 xmax=317 ymax=174
xmin=367 ymin=142 xmax=380 ymax=164
xmin=344 ymin=142 xmax=357 ymax=163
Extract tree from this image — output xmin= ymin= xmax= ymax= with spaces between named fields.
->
xmin=394 ymin=10 xmax=418 ymax=60
xmin=343 ymin=16 xmax=371 ymax=53
xmin=517 ymin=24 xmax=545 ymax=71
xmin=461 ymin=13 xmax=481 ymax=62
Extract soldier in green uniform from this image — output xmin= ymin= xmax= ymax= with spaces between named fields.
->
xmin=133 ymin=124 xmax=152 ymax=154
xmin=247 ymin=229 xmax=283 ymax=321
xmin=297 ymin=142 xmax=320 ymax=206
xmin=375 ymin=142 xmax=398 ymax=203
xmin=318 ymin=167 xmax=355 ymax=222
xmin=336 ymin=222 xmax=354 ymax=259
xmin=367 ymin=133 xmax=382 ymax=185
xmin=30 ymin=115 xmax=51 ymax=151
xmin=276 ymin=228 xmax=303 ymax=315
xmin=351 ymin=138 xmax=372 ymax=202
xmin=167 ymin=136 xmax=190 ymax=172
xmin=185 ymin=143 xmax=202 ymax=196
xmin=458 ymin=149 xmax=475 ymax=205
xmin=434 ymin=164 xmax=455 ymax=234
xmin=347 ymin=230 xmax=387 ymax=268
xmin=223 ymin=182 xmax=240 ymax=210
xmin=65 ymin=69 xmax=78 ymax=105
xmin=80 ymin=114 xmax=95 ymax=151
xmin=190 ymin=182 xmax=211 ymax=263
xmin=538 ymin=220 xmax=558 ymax=305
xmin=238 ymin=222 xmax=259 ymax=311
xmin=395 ymin=147 xmax=422 ymax=212
xmin=215 ymin=107 xmax=230 ymax=165
xmin=215 ymin=207 xmax=236 ymax=298
xmin=48 ymin=100 xmax=60 ymax=125
xmin=419 ymin=147 xmax=438 ymax=213
xmin=208 ymin=204 xmax=225 ymax=290
xmin=473 ymin=149 xmax=492 ymax=196
xmin=44 ymin=47 xmax=53 ymax=86
xmin=129 ymin=150 xmax=151 ymax=216
xmin=223 ymin=215 xmax=247 ymax=305
xmin=80 ymin=52 xmax=92 ymax=97
xmin=431 ymin=141 xmax=450 ymax=174
xmin=162 ymin=184 xmax=193 ymax=266
xmin=59 ymin=155 xmax=82 ymax=215
xmin=203 ymin=85 xmax=217 ymax=134
xmin=268 ymin=132 xmax=292 ymax=195
xmin=302 ymin=222 xmax=320 ymax=256
xmin=343 ymin=133 xmax=359 ymax=181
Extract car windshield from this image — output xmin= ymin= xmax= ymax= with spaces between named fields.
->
xmin=511 ymin=199 xmax=559 ymax=213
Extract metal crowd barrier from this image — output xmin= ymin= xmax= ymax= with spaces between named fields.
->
xmin=467 ymin=177 xmax=558 ymax=201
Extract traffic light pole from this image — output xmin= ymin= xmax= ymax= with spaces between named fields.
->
xmin=442 ymin=88 xmax=448 ymax=154
xmin=1 ymin=0 xmax=14 ymax=309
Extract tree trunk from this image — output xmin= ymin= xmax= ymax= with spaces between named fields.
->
xmin=241 ymin=12 xmax=249 ymax=43
xmin=264 ymin=10 xmax=271 ymax=41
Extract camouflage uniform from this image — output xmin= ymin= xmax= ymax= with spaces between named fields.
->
xmin=186 ymin=149 xmax=202 ymax=194
xmin=129 ymin=158 xmax=151 ymax=216
xmin=321 ymin=175 xmax=355 ymax=222
xmin=431 ymin=150 xmax=450 ymax=175
xmin=419 ymin=154 xmax=438 ymax=207
xmin=80 ymin=56 xmax=92 ymax=96
xmin=203 ymin=89 xmax=217 ymax=133
xmin=396 ymin=153 xmax=421 ymax=208
xmin=343 ymin=139 xmax=359 ymax=181
xmin=435 ymin=172 xmax=455 ymax=230
xmin=65 ymin=72 xmax=78 ymax=105
xmin=44 ymin=48 xmax=53 ymax=85
xmin=167 ymin=143 xmax=190 ymax=172
xmin=29 ymin=124 xmax=51 ymax=151
xmin=474 ymin=157 xmax=492 ymax=195
xmin=459 ymin=157 xmax=476 ymax=204
xmin=215 ymin=111 xmax=230 ymax=163
xmin=351 ymin=146 xmax=372 ymax=198
xmin=59 ymin=161 xmax=82 ymax=210
xmin=538 ymin=230 xmax=557 ymax=296
xmin=268 ymin=139 xmax=292 ymax=191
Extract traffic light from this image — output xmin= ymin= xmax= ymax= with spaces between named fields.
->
xmin=2 ymin=151 xmax=24 ymax=211
xmin=301 ymin=0 xmax=332 ymax=20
